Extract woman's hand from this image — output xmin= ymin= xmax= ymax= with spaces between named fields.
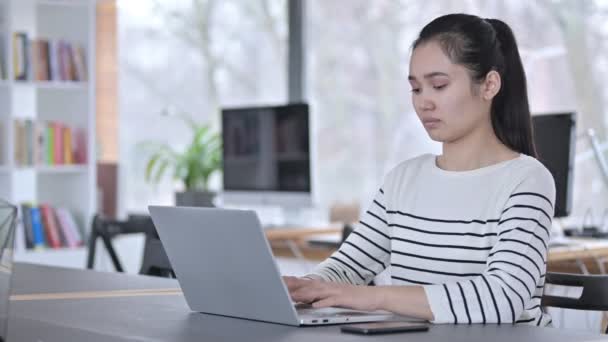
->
xmin=282 ymin=276 xmax=382 ymax=311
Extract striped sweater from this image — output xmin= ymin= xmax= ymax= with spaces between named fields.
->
xmin=310 ymin=153 xmax=556 ymax=325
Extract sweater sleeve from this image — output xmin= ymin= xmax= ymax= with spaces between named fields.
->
xmin=423 ymin=167 xmax=555 ymax=324
xmin=308 ymin=187 xmax=391 ymax=285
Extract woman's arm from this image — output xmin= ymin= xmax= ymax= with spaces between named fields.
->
xmin=285 ymin=277 xmax=434 ymax=321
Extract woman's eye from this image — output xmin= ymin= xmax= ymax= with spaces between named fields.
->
xmin=411 ymin=88 xmax=421 ymax=94
xmin=433 ymin=84 xmax=447 ymax=90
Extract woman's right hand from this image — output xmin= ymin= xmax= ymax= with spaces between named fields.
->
xmin=282 ymin=276 xmax=321 ymax=301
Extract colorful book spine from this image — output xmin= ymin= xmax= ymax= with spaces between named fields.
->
xmin=55 ymin=208 xmax=82 ymax=248
xmin=39 ymin=204 xmax=61 ymax=248
xmin=63 ymin=126 xmax=73 ymax=164
xmin=12 ymin=32 xmax=28 ymax=81
xmin=29 ymin=207 xmax=46 ymax=248
xmin=53 ymin=122 xmax=63 ymax=164
xmin=46 ymin=124 xmax=54 ymax=165
xmin=20 ymin=203 xmax=34 ymax=249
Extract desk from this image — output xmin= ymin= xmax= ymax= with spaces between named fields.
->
xmin=8 ymin=262 xmax=608 ymax=341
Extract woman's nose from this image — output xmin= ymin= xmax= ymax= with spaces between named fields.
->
xmin=416 ymin=96 xmax=435 ymax=112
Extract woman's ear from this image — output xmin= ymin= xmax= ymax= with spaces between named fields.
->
xmin=482 ymin=70 xmax=501 ymax=101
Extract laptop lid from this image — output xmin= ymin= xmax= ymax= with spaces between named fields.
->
xmin=0 ymin=200 xmax=17 ymax=342
xmin=148 ymin=206 xmax=300 ymax=326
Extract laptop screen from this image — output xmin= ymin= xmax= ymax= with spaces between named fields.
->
xmin=0 ymin=200 xmax=17 ymax=342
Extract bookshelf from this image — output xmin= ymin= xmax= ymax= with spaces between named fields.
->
xmin=0 ymin=0 xmax=96 ymax=269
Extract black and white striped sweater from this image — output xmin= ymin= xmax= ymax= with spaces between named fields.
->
xmin=310 ymin=153 xmax=556 ymax=325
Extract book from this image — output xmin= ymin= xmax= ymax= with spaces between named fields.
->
xmin=72 ymin=44 xmax=87 ymax=82
xmin=63 ymin=126 xmax=73 ymax=164
xmin=46 ymin=123 xmax=54 ymax=165
xmin=50 ymin=207 xmax=68 ymax=248
xmin=20 ymin=203 xmax=34 ymax=249
xmin=34 ymin=121 xmax=45 ymax=165
xmin=55 ymin=208 xmax=82 ymax=248
xmin=13 ymin=120 xmax=24 ymax=166
xmin=39 ymin=204 xmax=61 ymax=248
xmin=24 ymin=119 xmax=34 ymax=166
xmin=0 ymin=35 xmax=5 ymax=80
xmin=12 ymin=32 xmax=28 ymax=81
xmin=53 ymin=122 xmax=63 ymax=164
xmin=29 ymin=206 xmax=46 ymax=248
xmin=73 ymin=127 xmax=87 ymax=164
xmin=48 ymin=40 xmax=59 ymax=81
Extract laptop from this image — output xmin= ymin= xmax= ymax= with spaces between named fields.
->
xmin=148 ymin=206 xmax=411 ymax=326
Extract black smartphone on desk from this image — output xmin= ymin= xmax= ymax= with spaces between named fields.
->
xmin=340 ymin=321 xmax=429 ymax=335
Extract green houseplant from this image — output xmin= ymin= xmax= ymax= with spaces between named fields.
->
xmin=144 ymin=115 xmax=222 ymax=207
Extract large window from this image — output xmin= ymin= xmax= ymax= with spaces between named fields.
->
xmin=118 ymin=0 xmax=287 ymax=212
xmin=306 ymin=1 xmax=588 ymax=210
xmin=118 ymin=0 xmax=608 ymax=228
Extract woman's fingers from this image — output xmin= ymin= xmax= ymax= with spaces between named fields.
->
xmin=282 ymin=276 xmax=312 ymax=292
xmin=291 ymin=282 xmax=341 ymax=304
xmin=312 ymin=296 xmax=338 ymax=308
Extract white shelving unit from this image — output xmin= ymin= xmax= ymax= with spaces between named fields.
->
xmin=0 ymin=0 xmax=96 ymax=269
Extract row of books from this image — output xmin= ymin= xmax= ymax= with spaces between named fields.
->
xmin=14 ymin=119 xmax=87 ymax=167
xmin=13 ymin=32 xmax=87 ymax=82
xmin=20 ymin=203 xmax=84 ymax=249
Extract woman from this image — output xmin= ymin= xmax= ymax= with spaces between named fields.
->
xmin=284 ymin=13 xmax=555 ymax=326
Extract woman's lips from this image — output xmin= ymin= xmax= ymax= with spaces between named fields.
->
xmin=422 ymin=118 xmax=441 ymax=129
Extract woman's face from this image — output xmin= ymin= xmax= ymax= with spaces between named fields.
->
xmin=408 ymin=41 xmax=492 ymax=143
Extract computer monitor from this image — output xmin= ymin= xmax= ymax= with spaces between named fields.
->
xmin=532 ymin=112 xmax=576 ymax=218
xmin=221 ymin=103 xmax=312 ymax=208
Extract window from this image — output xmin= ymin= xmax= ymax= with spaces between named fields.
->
xmin=306 ymin=0 xmax=577 ymax=209
xmin=118 ymin=0 xmax=287 ymax=211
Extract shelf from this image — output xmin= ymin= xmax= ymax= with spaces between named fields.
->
xmin=12 ymin=81 xmax=88 ymax=90
xmin=14 ymin=246 xmax=87 ymax=269
xmin=36 ymin=165 xmax=88 ymax=174
xmin=36 ymin=0 xmax=91 ymax=7
xmin=11 ymin=165 xmax=88 ymax=174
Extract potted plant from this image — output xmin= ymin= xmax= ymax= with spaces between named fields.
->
xmin=143 ymin=115 xmax=222 ymax=207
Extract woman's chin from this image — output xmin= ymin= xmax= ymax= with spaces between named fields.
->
xmin=426 ymin=130 xmax=445 ymax=142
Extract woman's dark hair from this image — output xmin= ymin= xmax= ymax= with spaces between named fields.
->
xmin=413 ymin=13 xmax=537 ymax=157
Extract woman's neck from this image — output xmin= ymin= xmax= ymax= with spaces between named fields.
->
xmin=437 ymin=123 xmax=519 ymax=172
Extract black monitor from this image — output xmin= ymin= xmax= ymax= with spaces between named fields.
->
xmin=221 ymin=103 xmax=312 ymax=207
xmin=532 ymin=112 xmax=576 ymax=218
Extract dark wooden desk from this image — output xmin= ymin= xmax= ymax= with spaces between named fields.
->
xmin=8 ymin=263 xmax=608 ymax=341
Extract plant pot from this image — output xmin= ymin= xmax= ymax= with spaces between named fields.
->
xmin=175 ymin=191 xmax=216 ymax=207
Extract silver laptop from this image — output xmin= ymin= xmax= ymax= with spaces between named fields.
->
xmin=148 ymin=206 xmax=409 ymax=326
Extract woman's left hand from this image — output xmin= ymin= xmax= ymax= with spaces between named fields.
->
xmin=289 ymin=278 xmax=383 ymax=311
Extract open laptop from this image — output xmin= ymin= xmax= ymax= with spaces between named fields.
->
xmin=148 ymin=206 xmax=411 ymax=326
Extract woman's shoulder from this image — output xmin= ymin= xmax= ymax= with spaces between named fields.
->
xmin=511 ymin=154 xmax=554 ymax=182
xmin=507 ymin=154 xmax=556 ymax=196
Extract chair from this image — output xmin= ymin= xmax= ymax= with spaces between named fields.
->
xmin=542 ymin=272 xmax=608 ymax=333
xmin=86 ymin=214 xmax=174 ymax=277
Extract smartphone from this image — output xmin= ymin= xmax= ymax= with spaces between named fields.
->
xmin=340 ymin=321 xmax=429 ymax=335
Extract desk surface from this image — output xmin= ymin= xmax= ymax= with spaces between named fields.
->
xmin=9 ymin=263 xmax=608 ymax=342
